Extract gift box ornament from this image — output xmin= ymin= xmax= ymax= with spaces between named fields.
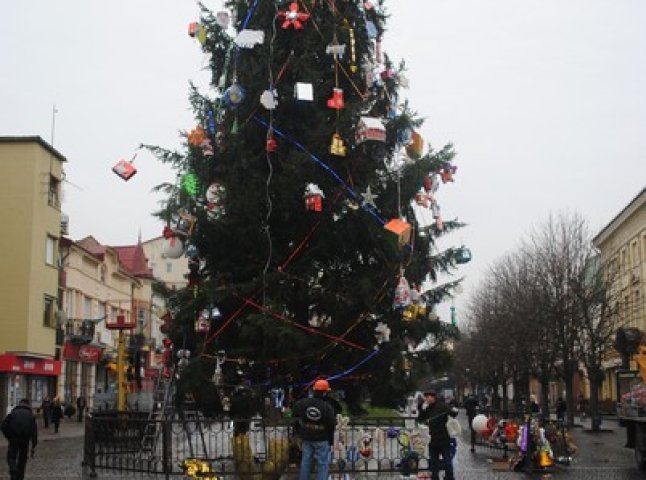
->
xmin=355 ymin=117 xmax=386 ymax=143
xmin=112 ymin=157 xmax=137 ymax=181
xmin=294 ymin=82 xmax=314 ymax=101
xmin=327 ymin=87 xmax=345 ymax=109
xmin=329 ymin=133 xmax=347 ymax=156
xmin=384 ymin=218 xmax=412 ymax=247
xmin=188 ymin=22 xmax=200 ymax=37
xmin=304 ymin=183 xmax=325 ymax=212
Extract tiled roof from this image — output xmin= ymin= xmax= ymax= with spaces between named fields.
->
xmin=112 ymin=242 xmax=153 ymax=278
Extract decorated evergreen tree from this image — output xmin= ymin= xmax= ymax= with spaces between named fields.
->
xmin=148 ymin=0 xmax=469 ymax=416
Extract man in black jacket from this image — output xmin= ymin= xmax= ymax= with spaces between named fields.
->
xmin=463 ymin=394 xmax=479 ymax=452
xmin=418 ymin=390 xmax=458 ymax=480
xmin=293 ymin=379 xmax=337 ymax=480
xmin=1 ymin=399 xmax=38 ymax=480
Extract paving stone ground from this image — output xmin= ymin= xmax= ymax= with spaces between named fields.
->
xmin=0 ymin=412 xmax=642 ymax=479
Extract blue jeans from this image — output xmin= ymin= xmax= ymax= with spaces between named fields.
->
xmin=299 ymin=440 xmax=330 ymax=480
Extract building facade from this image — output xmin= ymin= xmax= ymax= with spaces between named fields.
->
xmin=593 ymin=188 xmax=646 ymax=401
xmin=0 ymin=137 xmax=65 ymax=415
xmin=59 ymin=236 xmax=154 ymax=409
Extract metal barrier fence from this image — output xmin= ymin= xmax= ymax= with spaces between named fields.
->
xmin=83 ymin=414 xmax=436 ymax=478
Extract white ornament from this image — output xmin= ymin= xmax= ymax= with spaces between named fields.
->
xmin=361 ymin=185 xmax=379 ymax=208
xmin=294 ymin=82 xmax=314 ymax=101
xmin=326 ymin=43 xmax=346 ymax=59
xmin=260 ymin=90 xmax=278 ymax=109
xmin=235 ymin=29 xmax=265 ymax=48
xmin=162 ymin=237 xmax=184 ymax=259
xmin=215 ymin=11 xmax=230 ymax=28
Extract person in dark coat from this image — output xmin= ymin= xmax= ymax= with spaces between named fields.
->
xmin=39 ymin=396 xmax=51 ymax=429
xmin=556 ymin=398 xmax=567 ymax=424
xmin=50 ymin=398 xmax=63 ymax=433
xmin=76 ymin=395 xmax=86 ymax=422
xmin=418 ymin=390 xmax=458 ymax=480
xmin=463 ymin=394 xmax=479 ymax=452
xmin=1 ymin=399 xmax=38 ymax=480
xmin=292 ymin=379 xmax=337 ymax=480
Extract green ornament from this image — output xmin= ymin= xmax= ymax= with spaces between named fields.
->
xmin=231 ymin=118 xmax=239 ymax=134
xmin=181 ymin=173 xmax=199 ymax=196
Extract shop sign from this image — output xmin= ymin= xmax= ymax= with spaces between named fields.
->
xmin=0 ymin=354 xmax=61 ymax=376
xmin=62 ymin=342 xmax=103 ymax=363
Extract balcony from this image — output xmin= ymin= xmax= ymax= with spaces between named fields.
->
xmin=65 ymin=319 xmax=95 ymax=344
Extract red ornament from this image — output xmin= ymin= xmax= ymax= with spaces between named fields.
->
xmin=188 ymin=22 xmax=199 ymax=37
xmin=278 ymin=2 xmax=310 ymax=30
xmin=327 ymin=88 xmax=345 ymax=110
xmin=112 ymin=159 xmax=137 ymax=181
xmin=305 ymin=195 xmax=323 ymax=212
xmin=423 ymin=175 xmax=432 ymax=192
xmin=266 ymin=137 xmax=278 ymax=152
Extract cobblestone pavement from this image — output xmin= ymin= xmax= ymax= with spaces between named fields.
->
xmin=0 ymin=413 xmax=643 ymax=479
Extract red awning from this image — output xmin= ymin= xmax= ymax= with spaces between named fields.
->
xmin=0 ymin=354 xmax=61 ymax=376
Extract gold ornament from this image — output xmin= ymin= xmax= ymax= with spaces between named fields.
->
xmin=330 ymin=133 xmax=347 ymax=156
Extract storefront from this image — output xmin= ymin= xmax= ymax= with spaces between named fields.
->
xmin=61 ymin=342 xmax=103 ymax=408
xmin=0 ymin=354 xmax=61 ymax=416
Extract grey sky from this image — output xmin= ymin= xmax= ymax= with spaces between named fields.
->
xmin=1 ymin=1 xmax=645 ymax=320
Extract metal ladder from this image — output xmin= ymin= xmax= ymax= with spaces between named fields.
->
xmin=138 ymin=367 xmax=175 ymax=459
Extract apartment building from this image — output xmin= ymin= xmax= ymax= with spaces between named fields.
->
xmin=59 ymin=236 xmax=154 ymax=408
xmin=0 ymin=137 xmax=65 ymax=415
xmin=593 ymin=187 xmax=646 ymax=401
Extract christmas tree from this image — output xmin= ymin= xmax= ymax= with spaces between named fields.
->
xmin=148 ymin=0 xmax=469 ymax=416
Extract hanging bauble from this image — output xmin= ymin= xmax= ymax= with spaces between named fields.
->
xmin=456 ymin=247 xmax=472 ymax=264
xmin=195 ymin=317 xmax=210 ymax=333
xmin=215 ymin=11 xmax=230 ymax=28
xmin=266 ymin=136 xmax=278 ymax=153
xmin=406 ymin=132 xmax=425 ymax=160
xmin=112 ymin=157 xmax=137 ymax=181
xmin=205 ymin=181 xmax=226 ymax=204
xmin=304 ymin=183 xmax=325 ymax=212
xmin=440 ymin=163 xmax=457 ymax=183
xmin=185 ymin=244 xmax=199 ymax=258
xmin=393 ymin=275 xmax=412 ymax=310
xmin=329 ymin=133 xmax=346 ymax=156
xmin=365 ymin=20 xmax=378 ymax=39
xmin=374 ymin=322 xmax=391 ymax=344
xmin=223 ymin=83 xmax=245 ymax=107
xmin=162 ymin=236 xmax=184 ymax=259
xmin=278 ymin=2 xmax=310 ymax=30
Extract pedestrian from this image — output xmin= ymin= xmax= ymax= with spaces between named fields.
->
xmin=529 ymin=394 xmax=540 ymax=415
xmin=292 ymin=379 xmax=337 ymax=480
xmin=463 ymin=393 xmax=479 ymax=452
xmin=40 ymin=395 xmax=51 ymax=429
xmin=556 ymin=397 xmax=566 ymax=424
xmin=1 ymin=398 xmax=38 ymax=480
xmin=418 ymin=390 xmax=459 ymax=480
xmin=76 ymin=395 xmax=86 ymax=422
xmin=50 ymin=397 xmax=63 ymax=434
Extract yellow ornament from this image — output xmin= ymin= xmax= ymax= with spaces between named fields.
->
xmin=329 ymin=133 xmax=347 ymax=156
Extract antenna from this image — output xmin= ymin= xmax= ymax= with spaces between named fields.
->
xmin=51 ymin=104 xmax=58 ymax=146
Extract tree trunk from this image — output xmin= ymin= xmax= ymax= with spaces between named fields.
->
xmin=502 ymin=380 xmax=509 ymax=418
xmin=540 ymin=376 xmax=550 ymax=419
xmin=565 ymin=362 xmax=575 ymax=427
xmin=589 ymin=367 xmax=602 ymax=432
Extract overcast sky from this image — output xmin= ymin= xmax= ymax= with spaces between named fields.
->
xmin=1 ymin=1 xmax=645 ymax=321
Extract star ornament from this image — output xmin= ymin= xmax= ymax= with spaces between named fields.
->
xmin=278 ymin=2 xmax=310 ymax=30
xmin=361 ymin=185 xmax=379 ymax=208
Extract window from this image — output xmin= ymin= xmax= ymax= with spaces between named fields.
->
xmin=48 ymin=175 xmax=60 ymax=209
xmin=83 ymin=296 xmax=92 ymax=319
xmin=45 ymin=236 xmax=56 ymax=265
xmin=99 ymin=265 xmax=106 ymax=283
xmin=43 ymin=295 xmax=56 ymax=327
xmin=632 ymin=241 xmax=640 ymax=266
xmin=166 ymin=263 xmax=172 ymax=273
